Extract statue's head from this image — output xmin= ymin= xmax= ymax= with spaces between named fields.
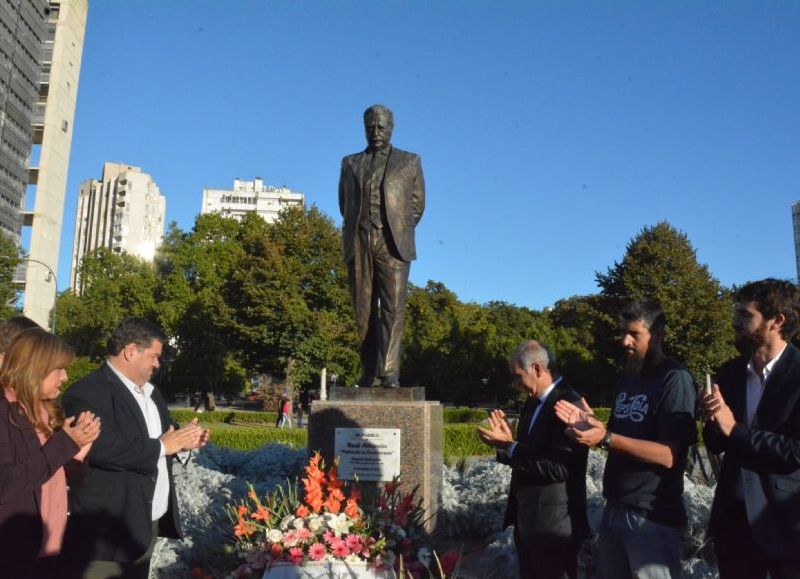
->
xmin=363 ymin=105 xmax=394 ymax=151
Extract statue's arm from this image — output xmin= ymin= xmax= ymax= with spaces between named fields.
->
xmin=338 ymin=159 xmax=348 ymax=218
xmin=413 ymin=156 xmax=425 ymax=225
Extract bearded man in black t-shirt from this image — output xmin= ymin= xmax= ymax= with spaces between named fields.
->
xmin=555 ymin=299 xmax=697 ymax=579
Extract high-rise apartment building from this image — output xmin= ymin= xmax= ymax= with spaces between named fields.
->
xmin=0 ymin=0 xmax=47 ymax=240
xmin=70 ymin=162 xmax=166 ymax=290
xmin=201 ymin=177 xmax=304 ymax=223
xmin=22 ymin=0 xmax=87 ymax=326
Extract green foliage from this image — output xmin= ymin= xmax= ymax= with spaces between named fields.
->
xmin=0 ymin=235 xmax=20 ymax=318
xmin=62 ymin=357 xmax=100 ymax=392
xmin=57 ymin=210 xmax=737 ymax=417
xmin=207 ymin=425 xmax=307 ymax=450
xmin=443 ymin=424 xmax=494 ymax=457
xmin=402 ymin=282 xmax=593 ymax=406
xmin=169 ymin=409 xmax=278 ymax=425
xmin=223 ymin=207 xmax=358 ymax=387
xmin=56 ymin=249 xmax=158 ymax=359
xmin=186 ymin=419 xmax=494 ymax=458
xmin=594 ymin=221 xmax=736 ymax=396
xmin=443 ymin=407 xmax=488 ymax=424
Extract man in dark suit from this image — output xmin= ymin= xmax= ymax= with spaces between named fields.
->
xmin=702 ymin=279 xmax=800 ymax=579
xmin=339 ymin=104 xmax=425 ymax=388
xmin=478 ymin=340 xmax=589 ymax=579
xmin=61 ymin=318 xmax=209 ymax=579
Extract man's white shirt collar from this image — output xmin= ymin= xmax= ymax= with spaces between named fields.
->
xmin=746 ymin=343 xmax=788 ymax=384
xmin=107 ymin=360 xmax=153 ymax=398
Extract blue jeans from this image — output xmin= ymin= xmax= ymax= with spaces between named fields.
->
xmin=597 ymin=504 xmax=683 ymax=579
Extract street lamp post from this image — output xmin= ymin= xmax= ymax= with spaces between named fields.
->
xmin=2 ymin=257 xmax=58 ymax=331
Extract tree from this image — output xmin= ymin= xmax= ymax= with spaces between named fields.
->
xmin=594 ymin=221 xmax=735 ymax=393
xmin=56 ymin=249 xmax=159 ymax=358
xmin=548 ymin=294 xmax=607 ymax=400
xmin=0 ymin=234 xmax=20 ymax=318
xmin=223 ymin=207 xmax=358 ymax=388
xmin=154 ymin=215 xmax=244 ymax=398
xmin=402 ymin=284 xmax=573 ymax=405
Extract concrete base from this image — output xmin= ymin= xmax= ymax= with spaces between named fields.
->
xmin=308 ymin=389 xmax=442 ymax=531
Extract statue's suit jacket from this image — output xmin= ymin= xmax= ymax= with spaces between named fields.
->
xmin=61 ymin=364 xmax=182 ymax=563
xmin=338 ymin=146 xmax=425 ymax=263
xmin=704 ymin=343 xmax=800 ymax=560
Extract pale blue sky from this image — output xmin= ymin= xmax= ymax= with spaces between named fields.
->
xmin=48 ymin=1 xmax=800 ymax=309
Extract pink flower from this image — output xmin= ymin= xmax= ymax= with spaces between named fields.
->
xmin=288 ymin=547 xmax=304 ymax=565
xmin=323 ymin=531 xmax=336 ymax=544
xmin=284 ymin=531 xmax=298 ymax=547
xmin=345 ymin=534 xmax=362 ymax=551
xmin=296 ymin=527 xmax=312 ymax=541
xmin=361 ymin=536 xmax=376 ymax=557
xmin=332 ymin=541 xmax=350 ymax=559
xmin=308 ymin=542 xmax=327 ymax=561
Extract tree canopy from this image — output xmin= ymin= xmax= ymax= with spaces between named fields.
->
xmin=53 ymin=215 xmax=740 ymax=407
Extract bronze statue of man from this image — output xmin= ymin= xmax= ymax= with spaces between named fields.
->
xmin=339 ymin=105 xmax=425 ymax=388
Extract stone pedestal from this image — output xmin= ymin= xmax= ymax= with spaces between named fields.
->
xmin=308 ymin=387 xmax=443 ymax=531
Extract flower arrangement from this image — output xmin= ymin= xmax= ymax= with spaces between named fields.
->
xmin=227 ymin=452 xmax=461 ymax=578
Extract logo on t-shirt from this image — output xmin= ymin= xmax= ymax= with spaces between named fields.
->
xmin=613 ymin=392 xmax=649 ymax=422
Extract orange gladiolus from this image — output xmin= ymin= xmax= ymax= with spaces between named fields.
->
xmin=324 ymin=496 xmax=341 ymax=514
xmin=234 ymin=518 xmax=257 ymax=537
xmin=251 ymin=505 xmax=270 ymax=521
xmin=237 ymin=505 xmax=248 ymax=517
xmin=344 ymin=499 xmax=359 ymax=519
xmin=308 ymin=495 xmax=324 ymax=513
xmin=296 ymin=504 xmax=310 ymax=517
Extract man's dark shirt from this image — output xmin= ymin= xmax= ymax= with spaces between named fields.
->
xmin=603 ymin=357 xmax=697 ymax=526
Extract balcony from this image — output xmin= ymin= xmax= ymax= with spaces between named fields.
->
xmin=32 ymin=105 xmax=46 ymax=127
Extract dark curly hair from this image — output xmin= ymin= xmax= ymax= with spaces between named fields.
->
xmin=735 ymin=278 xmax=800 ymax=340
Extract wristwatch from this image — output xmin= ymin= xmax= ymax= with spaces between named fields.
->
xmin=598 ymin=431 xmax=613 ymax=451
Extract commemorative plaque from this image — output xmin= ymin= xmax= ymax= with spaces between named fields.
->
xmin=334 ymin=428 xmax=401 ymax=481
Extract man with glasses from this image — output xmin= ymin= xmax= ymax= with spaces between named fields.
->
xmin=62 ymin=318 xmax=209 ymax=579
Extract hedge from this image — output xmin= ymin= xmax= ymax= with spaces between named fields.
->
xmin=171 ymin=409 xmax=278 ymax=425
xmin=443 ymin=407 xmax=489 ymax=424
xmin=444 ymin=423 xmax=494 ymax=457
xmin=197 ymin=422 xmax=493 ymax=457
xmin=172 ymin=406 xmax=607 ymax=427
xmin=199 ymin=420 xmax=705 ymax=455
xmin=206 ymin=425 xmax=306 ymax=450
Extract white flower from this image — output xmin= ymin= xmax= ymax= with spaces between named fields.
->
xmin=292 ymin=518 xmax=305 ymax=530
xmin=327 ymin=513 xmax=351 ymax=536
xmin=279 ymin=515 xmax=295 ymax=531
xmin=417 ymin=547 xmax=432 ymax=567
xmin=267 ymin=529 xmax=284 ymax=543
xmin=308 ymin=517 xmax=324 ymax=533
